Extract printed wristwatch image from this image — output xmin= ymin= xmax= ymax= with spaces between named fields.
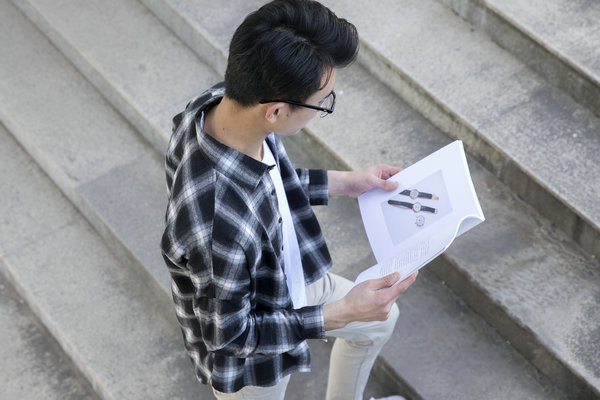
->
xmin=415 ymin=215 xmax=425 ymax=227
xmin=387 ymin=200 xmax=438 ymax=214
xmin=400 ymin=189 xmax=439 ymax=200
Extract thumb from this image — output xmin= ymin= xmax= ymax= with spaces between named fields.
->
xmin=382 ymin=179 xmax=399 ymax=191
xmin=370 ymin=175 xmax=398 ymax=192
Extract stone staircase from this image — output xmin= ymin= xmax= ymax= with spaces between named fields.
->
xmin=1 ymin=0 xmax=598 ymax=399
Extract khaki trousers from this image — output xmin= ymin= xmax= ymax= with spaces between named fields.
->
xmin=212 ymin=272 xmax=400 ymax=400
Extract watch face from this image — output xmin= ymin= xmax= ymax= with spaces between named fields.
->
xmin=415 ymin=215 xmax=425 ymax=227
xmin=412 ymin=202 xmax=421 ymax=212
xmin=410 ymin=189 xmax=419 ymax=199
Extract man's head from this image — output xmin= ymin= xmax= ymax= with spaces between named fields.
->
xmin=224 ymin=0 xmax=359 ymax=108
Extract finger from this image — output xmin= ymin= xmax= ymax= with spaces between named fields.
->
xmin=378 ymin=272 xmax=417 ymax=302
xmin=391 ymin=271 xmax=418 ymax=295
xmin=369 ymin=272 xmax=400 ymax=289
xmin=361 ymin=273 xmax=399 ymax=290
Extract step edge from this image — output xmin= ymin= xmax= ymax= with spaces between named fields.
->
xmin=0 ymin=111 xmax=171 ymax=309
xmin=11 ymin=0 xmax=170 ymax=155
xmin=429 ymin=255 xmax=600 ymax=398
xmin=439 ymin=0 xmax=600 ymax=117
xmin=0 ymin=258 xmax=113 ymax=400
xmin=141 ymin=0 xmax=227 ymax=76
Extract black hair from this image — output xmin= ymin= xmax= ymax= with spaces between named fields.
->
xmin=224 ymin=0 xmax=359 ymax=108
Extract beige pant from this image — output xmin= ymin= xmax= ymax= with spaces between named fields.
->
xmin=212 ymin=272 xmax=400 ymax=400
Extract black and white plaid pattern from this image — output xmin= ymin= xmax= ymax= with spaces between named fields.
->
xmin=161 ymin=82 xmax=333 ymax=393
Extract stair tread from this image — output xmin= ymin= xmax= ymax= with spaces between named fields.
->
xmin=0 ymin=272 xmax=98 ymax=400
xmin=485 ymin=0 xmax=600 ymax=84
xmin=12 ymin=0 xmax=220 ymax=152
xmin=1 ymin=0 xmax=173 ymax=293
xmin=0 ymin=122 xmax=212 ymax=399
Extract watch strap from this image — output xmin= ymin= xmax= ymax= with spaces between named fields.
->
xmin=400 ymin=189 xmax=437 ymax=199
xmin=389 ymin=200 xmax=438 ymax=214
xmin=388 ymin=200 xmax=413 ymax=209
xmin=421 ymin=205 xmax=438 ymax=214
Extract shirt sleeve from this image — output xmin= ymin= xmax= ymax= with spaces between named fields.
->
xmin=295 ymin=168 xmax=329 ymax=206
xmin=189 ymin=241 xmax=326 ymax=359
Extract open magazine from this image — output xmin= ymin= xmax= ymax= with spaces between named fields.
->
xmin=355 ymin=140 xmax=485 ymax=285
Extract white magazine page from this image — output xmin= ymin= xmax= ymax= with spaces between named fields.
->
xmin=356 ymin=140 xmax=484 ymax=284
xmin=355 ymin=223 xmax=455 ymax=284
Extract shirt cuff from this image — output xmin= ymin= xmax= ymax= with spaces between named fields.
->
xmin=306 ymin=169 xmax=328 ymax=206
xmin=299 ymin=305 xmax=326 ymax=339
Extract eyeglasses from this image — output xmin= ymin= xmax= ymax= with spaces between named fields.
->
xmin=260 ymin=91 xmax=336 ymax=118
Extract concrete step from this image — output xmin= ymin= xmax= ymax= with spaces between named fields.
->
xmin=2 ymin=0 xmax=183 ymax=296
xmin=0 ymin=271 xmax=98 ymax=400
xmin=2 ymin=0 xmax=595 ymax=398
xmin=0 ymin=124 xmax=213 ymax=399
xmin=10 ymin=0 xmax=219 ymax=155
xmin=140 ymin=0 xmax=600 ymax=262
xmin=437 ymin=0 xmax=600 ymax=119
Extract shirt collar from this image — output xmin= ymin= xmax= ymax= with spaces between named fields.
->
xmin=195 ymin=117 xmax=275 ymax=190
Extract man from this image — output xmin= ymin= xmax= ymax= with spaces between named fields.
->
xmin=161 ymin=1 xmax=417 ymax=399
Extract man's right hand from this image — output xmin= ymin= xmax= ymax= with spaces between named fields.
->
xmin=323 ymin=272 xmax=418 ymax=331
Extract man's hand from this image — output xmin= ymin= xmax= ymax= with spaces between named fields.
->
xmin=323 ymin=272 xmax=418 ymax=331
xmin=328 ymin=164 xmax=401 ymax=198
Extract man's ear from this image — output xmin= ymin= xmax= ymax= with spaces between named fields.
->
xmin=264 ymin=103 xmax=284 ymax=123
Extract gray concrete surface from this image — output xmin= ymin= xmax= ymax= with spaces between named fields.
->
xmin=0 ymin=0 xmax=172 ymax=294
xmin=439 ymin=0 xmax=600 ymax=118
xmin=0 ymin=123 xmax=214 ymax=399
xmin=12 ymin=0 xmax=220 ymax=153
xmin=0 ymin=272 xmax=98 ymax=400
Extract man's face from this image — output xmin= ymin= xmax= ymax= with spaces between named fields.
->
xmin=274 ymin=68 xmax=337 ymax=137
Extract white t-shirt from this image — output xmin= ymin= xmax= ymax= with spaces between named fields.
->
xmin=262 ymin=140 xmax=307 ymax=309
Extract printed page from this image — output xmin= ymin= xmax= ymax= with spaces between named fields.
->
xmin=355 ymin=224 xmax=452 ymax=284
xmin=356 ymin=140 xmax=484 ymax=284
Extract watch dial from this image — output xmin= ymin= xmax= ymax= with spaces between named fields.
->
xmin=410 ymin=189 xmax=418 ymax=199
xmin=413 ymin=202 xmax=421 ymax=212
xmin=415 ymin=215 xmax=425 ymax=227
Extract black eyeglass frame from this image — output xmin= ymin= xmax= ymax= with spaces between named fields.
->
xmin=259 ymin=91 xmax=336 ymax=116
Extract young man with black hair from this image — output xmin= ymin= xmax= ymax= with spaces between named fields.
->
xmin=161 ymin=1 xmax=417 ymax=399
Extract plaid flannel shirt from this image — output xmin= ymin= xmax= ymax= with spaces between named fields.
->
xmin=160 ymin=82 xmax=333 ymax=393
